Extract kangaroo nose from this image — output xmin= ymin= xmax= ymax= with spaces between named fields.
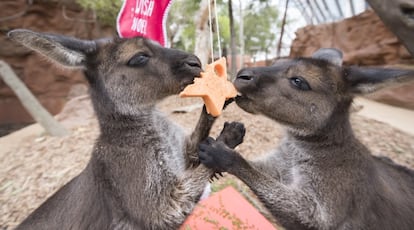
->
xmin=185 ymin=56 xmax=202 ymax=69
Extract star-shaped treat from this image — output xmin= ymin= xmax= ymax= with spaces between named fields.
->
xmin=179 ymin=57 xmax=237 ymax=117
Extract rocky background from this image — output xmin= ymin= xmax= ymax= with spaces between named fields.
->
xmin=1 ymin=2 xmax=414 ymax=229
xmin=1 ymin=3 xmax=414 ymax=136
xmin=290 ymin=10 xmax=414 ymax=66
xmin=0 ymin=0 xmax=114 ymax=135
xmin=290 ymin=9 xmax=414 ymax=110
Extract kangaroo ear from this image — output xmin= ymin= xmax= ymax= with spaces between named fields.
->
xmin=344 ymin=66 xmax=414 ymax=94
xmin=312 ymin=48 xmax=343 ymax=66
xmin=7 ymin=29 xmax=97 ymax=69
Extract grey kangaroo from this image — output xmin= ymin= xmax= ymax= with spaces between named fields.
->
xmin=8 ymin=29 xmax=242 ymax=229
xmin=199 ymin=48 xmax=414 ymax=230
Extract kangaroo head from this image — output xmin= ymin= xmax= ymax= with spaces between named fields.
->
xmin=234 ymin=48 xmax=414 ymax=136
xmin=8 ymin=29 xmax=202 ymax=117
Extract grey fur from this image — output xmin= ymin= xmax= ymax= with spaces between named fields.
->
xmin=199 ymin=48 xmax=414 ymax=230
xmin=311 ymin=48 xmax=343 ymax=66
xmin=9 ymin=29 xmax=219 ymax=229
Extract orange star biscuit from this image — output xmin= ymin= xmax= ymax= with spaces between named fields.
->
xmin=179 ymin=57 xmax=237 ymax=117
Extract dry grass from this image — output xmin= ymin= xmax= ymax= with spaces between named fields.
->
xmin=1 ymin=95 xmax=414 ymax=229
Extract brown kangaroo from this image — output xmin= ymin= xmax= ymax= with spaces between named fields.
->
xmin=199 ymin=48 xmax=414 ymax=230
xmin=8 ymin=29 xmax=242 ymax=230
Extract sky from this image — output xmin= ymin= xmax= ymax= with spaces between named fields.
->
xmin=236 ymin=0 xmax=369 ymax=59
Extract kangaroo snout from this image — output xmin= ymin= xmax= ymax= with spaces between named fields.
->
xmin=180 ymin=55 xmax=203 ymax=80
xmin=184 ymin=55 xmax=202 ymax=69
xmin=234 ymin=69 xmax=257 ymax=92
xmin=236 ymin=69 xmax=255 ymax=82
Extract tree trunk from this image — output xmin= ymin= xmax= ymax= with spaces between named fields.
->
xmin=194 ymin=0 xmax=213 ymax=68
xmin=238 ymin=0 xmax=244 ymax=70
xmin=277 ymin=0 xmax=289 ymax=58
xmin=0 ymin=60 xmax=69 ymax=137
xmin=228 ymin=0 xmax=237 ymax=80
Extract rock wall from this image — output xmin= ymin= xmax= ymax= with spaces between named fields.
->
xmin=290 ymin=10 xmax=414 ymax=65
xmin=0 ymin=0 xmax=114 ymax=126
xmin=290 ymin=10 xmax=414 ymax=110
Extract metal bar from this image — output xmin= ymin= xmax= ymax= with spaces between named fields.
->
xmin=314 ymin=0 xmax=327 ymax=21
xmin=334 ymin=0 xmax=344 ymax=17
xmin=292 ymin=0 xmax=313 ymax=24
xmin=321 ymin=0 xmax=335 ymax=21
xmin=306 ymin=0 xmax=321 ymax=23
xmin=349 ymin=0 xmax=356 ymax=15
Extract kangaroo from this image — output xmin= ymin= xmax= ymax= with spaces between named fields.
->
xmin=198 ymin=48 xmax=414 ymax=230
xmin=8 ymin=29 xmax=241 ymax=230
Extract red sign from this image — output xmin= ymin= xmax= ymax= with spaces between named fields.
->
xmin=180 ymin=186 xmax=278 ymax=230
xmin=117 ymin=0 xmax=173 ymax=47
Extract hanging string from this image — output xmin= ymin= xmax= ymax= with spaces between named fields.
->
xmin=207 ymin=0 xmax=222 ymax=61
xmin=213 ymin=0 xmax=221 ymax=57
xmin=207 ymin=0 xmax=214 ymax=62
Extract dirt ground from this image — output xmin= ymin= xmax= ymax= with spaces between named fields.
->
xmin=1 ymin=95 xmax=414 ymax=229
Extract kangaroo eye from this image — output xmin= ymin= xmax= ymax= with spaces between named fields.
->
xmin=127 ymin=53 xmax=150 ymax=67
xmin=290 ymin=76 xmax=311 ymax=91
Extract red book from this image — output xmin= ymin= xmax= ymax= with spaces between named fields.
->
xmin=180 ymin=186 xmax=277 ymax=230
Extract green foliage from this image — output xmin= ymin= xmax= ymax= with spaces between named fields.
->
xmin=169 ymin=0 xmax=282 ymax=57
xmin=243 ymin=1 xmax=280 ymax=55
xmin=168 ymin=0 xmax=230 ymax=52
xmin=76 ymin=0 xmax=122 ymax=26
xmin=74 ymin=0 xmax=284 ymax=58
xmin=217 ymin=15 xmax=230 ymax=42
xmin=168 ymin=0 xmax=200 ymax=50
xmin=214 ymin=4 xmax=231 ymax=54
